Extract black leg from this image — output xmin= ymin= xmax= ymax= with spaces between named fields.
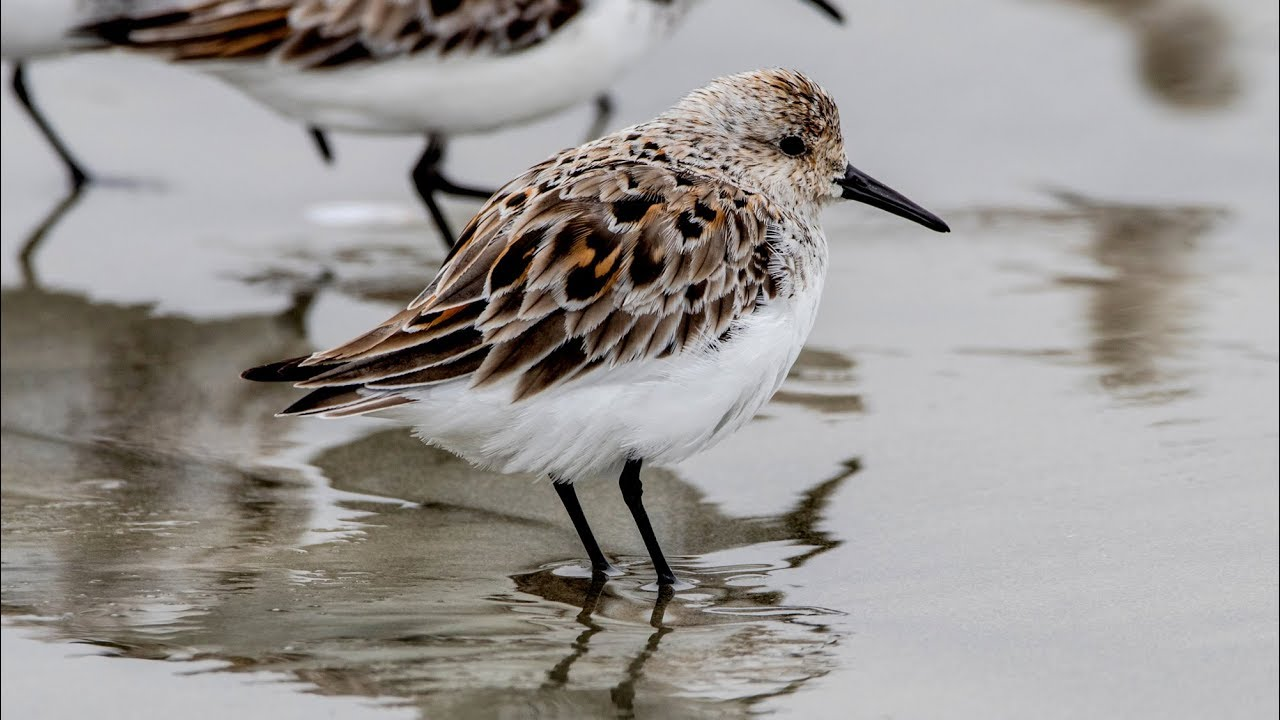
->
xmin=410 ymin=134 xmax=497 ymax=248
xmin=553 ymin=479 xmax=616 ymax=577
xmin=618 ymin=459 xmax=677 ymax=586
xmin=584 ymin=93 xmax=614 ymax=142
xmin=307 ymin=125 xmax=334 ymax=164
xmin=11 ymin=62 xmax=90 ymax=190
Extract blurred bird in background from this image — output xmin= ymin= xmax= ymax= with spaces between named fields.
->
xmin=4 ymin=0 xmax=845 ymax=247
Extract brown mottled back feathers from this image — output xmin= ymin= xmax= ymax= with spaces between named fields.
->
xmin=247 ymin=156 xmax=783 ymax=410
xmin=82 ymin=0 xmax=586 ymax=67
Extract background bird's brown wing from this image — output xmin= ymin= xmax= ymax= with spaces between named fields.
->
xmin=242 ymin=161 xmax=784 ymax=415
xmin=82 ymin=0 xmax=587 ymax=67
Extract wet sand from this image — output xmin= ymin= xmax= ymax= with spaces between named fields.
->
xmin=2 ymin=0 xmax=1277 ymax=718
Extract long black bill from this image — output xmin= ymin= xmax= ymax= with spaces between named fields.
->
xmin=836 ymin=163 xmax=950 ymax=233
xmin=802 ymin=0 xmax=844 ymax=23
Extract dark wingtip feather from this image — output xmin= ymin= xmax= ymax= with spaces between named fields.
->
xmin=74 ymin=11 xmax=193 ymax=44
xmin=241 ymin=356 xmax=326 ymax=383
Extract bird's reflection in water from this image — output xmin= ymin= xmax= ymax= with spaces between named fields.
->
xmin=775 ymin=347 xmax=864 ymax=414
xmin=1059 ymin=0 xmax=1240 ymax=109
xmin=3 ymin=268 xmax=858 ymax=716
xmin=1051 ymin=190 xmax=1224 ymax=403
xmin=1 ymin=274 xmax=327 ymax=643
xmin=499 ymin=460 xmax=855 ymax=715
xmin=536 ymin=576 xmax=675 ymax=719
xmin=955 ymin=192 xmax=1222 ymax=405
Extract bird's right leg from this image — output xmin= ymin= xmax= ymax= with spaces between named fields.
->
xmin=552 ymin=479 xmax=618 ymax=578
xmin=410 ymin=134 xmax=496 ymax=248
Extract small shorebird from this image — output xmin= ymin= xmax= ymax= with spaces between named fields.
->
xmin=79 ymin=0 xmax=845 ymax=246
xmin=243 ymin=68 xmax=948 ymax=586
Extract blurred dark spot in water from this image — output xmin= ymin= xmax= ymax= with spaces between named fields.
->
xmin=1065 ymin=0 xmax=1241 ymax=109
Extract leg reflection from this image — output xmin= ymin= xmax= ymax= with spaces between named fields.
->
xmin=274 ymin=268 xmax=333 ymax=337
xmin=584 ymin=93 xmax=615 ymax=142
xmin=542 ymin=574 xmax=607 ymax=689
xmin=610 ymin=585 xmax=675 ymax=716
xmin=19 ymin=185 xmax=86 ymax=288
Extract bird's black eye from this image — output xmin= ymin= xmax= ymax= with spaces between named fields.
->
xmin=779 ymin=135 xmax=808 ymax=157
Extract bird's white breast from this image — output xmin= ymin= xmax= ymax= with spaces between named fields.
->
xmin=203 ymin=0 xmax=677 ymax=135
xmin=384 ymin=275 xmax=825 ymax=483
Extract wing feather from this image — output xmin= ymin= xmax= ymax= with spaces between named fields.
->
xmin=80 ymin=0 xmax=587 ymax=68
xmin=243 ymin=160 xmax=785 ymax=416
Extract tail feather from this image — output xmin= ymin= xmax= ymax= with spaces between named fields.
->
xmin=279 ymin=385 xmax=415 ymax=418
xmin=244 ymin=359 xmax=418 ymax=419
xmin=321 ymin=394 xmax=415 ymax=418
xmin=280 ymin=385 xmax=362 ymax=416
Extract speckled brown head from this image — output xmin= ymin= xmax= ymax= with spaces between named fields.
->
xmin=658 ymin=68 xmax=949 ymax=231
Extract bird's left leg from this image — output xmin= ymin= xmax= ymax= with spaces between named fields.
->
xmin=11 ymin=62 xmax=90 ymax=190
xmin=307 ymin=126 xmax=334 ymax=164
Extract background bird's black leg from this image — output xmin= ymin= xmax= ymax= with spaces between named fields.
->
xmin=11 ymin=62 xmax=90 ymax=190
xmin=618 ymin=459 xmax=678 ymax=586
xmin=410 ymin=134 xmax=497 ymax=248
xmin=307 ymin=126 xmax=334 ymax=164
xmin=584 ymin=93 xmax=614 ymax=141
xmin=553 ymin=479 xmax=617 ymax=577
xmin=411 ymin=137 xmax=458 ymax=246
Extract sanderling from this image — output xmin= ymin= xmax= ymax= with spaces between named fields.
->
xmin=243 ymin=68 xmax=948 ymax=587
xmin=80 ymin=0 xmax=845 ymax=246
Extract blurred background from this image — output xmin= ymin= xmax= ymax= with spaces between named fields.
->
xmin=2 ymin=1 xmax=1277 ymax=718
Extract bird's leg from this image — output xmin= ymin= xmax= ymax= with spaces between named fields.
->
xmin=553 ymin=479 xmax=618 ymax=578
xmin=584 ymin=93 xmax=615 ymax=142
xmin=618 ymin=459 xmax=678 ymax=586
xmin=410 ymin=134 xmax=496 ymax=248
xmin=307 ymin=126 xmax=334 ymax=164
xmin=11 ymin=62 xmax=90 ymax=190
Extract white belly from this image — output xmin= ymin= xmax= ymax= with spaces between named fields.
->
xmin=201 ymin=0 xmax=666 ymax=135
xmin=384 ymin=285 xmax=825 ymax=482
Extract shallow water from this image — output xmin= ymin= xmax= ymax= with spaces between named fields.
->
xmin=2 ymin=0 xmax=1277 ymax=718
